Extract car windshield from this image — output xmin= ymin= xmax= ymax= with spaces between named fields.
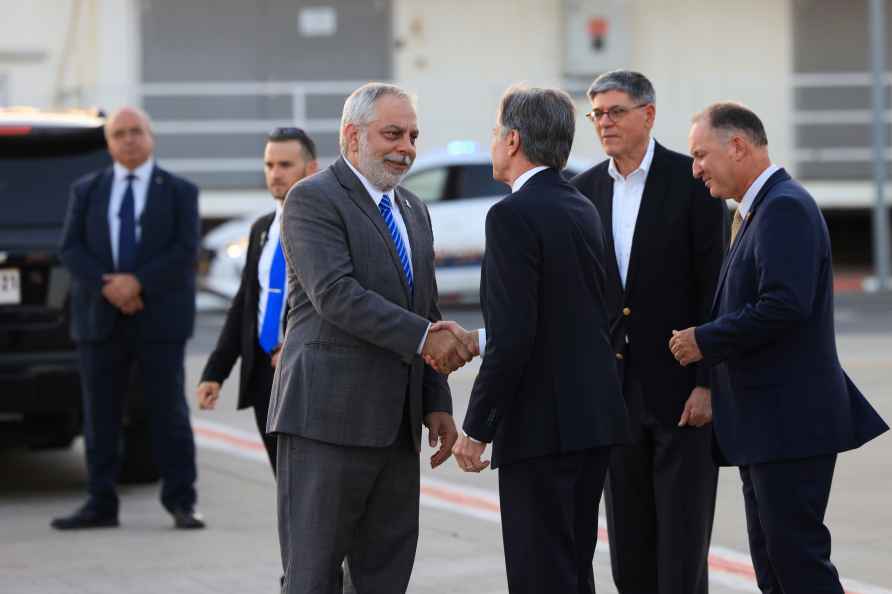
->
xmin=0 ymin=141 xmax=111 ymax=234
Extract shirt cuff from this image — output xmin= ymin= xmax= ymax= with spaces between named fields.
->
xmin=417 ymin=322 xmax=431 ymax=355
xmin=463 ymin=431 xmax=483 ymax=444
xmin=477 ymin=328 xmax=486 ymax=357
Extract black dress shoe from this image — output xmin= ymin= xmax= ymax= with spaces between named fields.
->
xmin=172 ymin=508 xmax=206 ymax=529
xmin=51 ymin=506 xmax=119 ymax=530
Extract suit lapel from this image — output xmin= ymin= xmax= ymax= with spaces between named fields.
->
xmin=394 ymin=188 xmax=427 ymax=312
xmin=332 ymin=158 xmax=413 ymax=302
xmin=251 ymin=211 xmax=275 ymax=338
xmin=624 ymin=144 xmax=668 ymax=300
xmin=96 ymin=169 xmax=115 ymax=269
xmin=136 ymin=167 xmax=165 ymax=265
xmin=710 ymin=168 xmax=791 ymax=313
xmin=595 ymin=173 xmax=623 ymax=292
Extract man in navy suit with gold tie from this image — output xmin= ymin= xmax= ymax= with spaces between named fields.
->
xmin=53 ymin=107 xmax=204 ymax=530
xmin=671 ymin=102 xmax=888 ymax=593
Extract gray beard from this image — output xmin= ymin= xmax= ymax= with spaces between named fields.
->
xmin=357 ymin=133 xmax=411 ymax=191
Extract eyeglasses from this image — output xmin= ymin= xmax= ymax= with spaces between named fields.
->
xmin=584 ymin=103 xmax=649 ymax=124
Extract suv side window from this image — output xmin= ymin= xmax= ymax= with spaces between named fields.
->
xmin=402 ymin=166 xmax=448 ymax=203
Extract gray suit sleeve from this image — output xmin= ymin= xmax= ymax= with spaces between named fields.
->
xmin=282 ymin=182 xmax=429 ymax=363
xmin=421 ymin=259 xmax=452 ymax=415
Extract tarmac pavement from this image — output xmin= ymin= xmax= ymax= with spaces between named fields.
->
xmin=2 ymin=294 xmax=891 ymax=594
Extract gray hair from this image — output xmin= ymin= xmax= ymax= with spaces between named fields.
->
xmin=587 ymin=70 xmax=656 ymax=105
xmin=339 ymin=82 xmax=416 ymax=154
xmin=693 ymin=101 xmax=768 ymax=147
xmin=498 ymin=85 xmax=575 ymax=170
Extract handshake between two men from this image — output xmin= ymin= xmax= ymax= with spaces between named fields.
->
xmin=420 ymin=320 xmax=480 ymax=374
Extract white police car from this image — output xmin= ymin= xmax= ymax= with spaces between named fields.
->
xmin=201 ymin=142 xmax=587 ymax=304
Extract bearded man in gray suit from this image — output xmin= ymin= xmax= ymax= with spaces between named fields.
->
xmin=268 ymin=82 xmax=469 ymax=594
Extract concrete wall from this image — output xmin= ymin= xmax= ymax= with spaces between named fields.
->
xmin=1 ymin=0 xmax=74 ymax=108
xmin=394 ymin=0 xmax=792 ymax=171
xmin=0 ymin=0 xmax=139 ymax=110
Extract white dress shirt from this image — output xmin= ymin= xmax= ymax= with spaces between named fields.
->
xmin=108 ymin=158 xmax=154 ymax=269
xmin=257 ymin=202 xmax=288 ymax=347
xmin=344 ymin=158 xmax=415 ymax=267
xmin=511 ymin=165 xmax=549 ymax=193
xmin=343 ymin=158 xmax=426 ymax=352
xmin=608 ymin=137 xmax=655 ymax=287
xmin=737 ymin=164 xmax=780 ymax=219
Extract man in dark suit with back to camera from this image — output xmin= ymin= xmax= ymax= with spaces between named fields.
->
xmin=671 ymin=101 xmax=888 ymax=594
xmin=570 ymin=70 xmax=726 ymax=594
xmin=196 ymin=127 xmax=318 ymax=472
xmin=451 ymin=85 xmax=629 ymax=594
xmin=269 ymin=82 xmax=471 ymax=593
xmin=54 ymin=107 xmax=204 ymax=530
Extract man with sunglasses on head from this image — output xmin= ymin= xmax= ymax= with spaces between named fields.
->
xmin=197 ymin=127 xmax=318 ymax=472
xmin=570 ymin=70 xmax=727 ymax=594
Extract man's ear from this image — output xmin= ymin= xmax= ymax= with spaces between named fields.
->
xmin=506 ymin=129 xmax=521 ymax=157
xmin=306 ymin=160 xmax=319 ymax=176
xmin=643 ymin=103 xmax=656 ymax=130
xmin=344 ymin=123 xmax=360 ymax=155
xmin=730 ymin=135 xmax=749 ymax=162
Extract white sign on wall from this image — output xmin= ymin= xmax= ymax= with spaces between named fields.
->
xmin=563 ymin=0 xmax=631 ymax=78
xmin=298 ymin=6 xmax=337 ymax=37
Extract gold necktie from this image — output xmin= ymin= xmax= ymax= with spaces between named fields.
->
xmin=730 ymin=209 xmax=744 ymax=247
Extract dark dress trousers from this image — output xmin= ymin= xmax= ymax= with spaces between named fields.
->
xmin=463 ymin=168 xmax=628 ymax=594
xmin=60 ymin=164 xmax=200 ymax=515
xmin=696 ymin=168 xmax=888 ymax=594
xmin=200 ymin=210 xmax=285 ymax=470
xmin=571 ymin=142 xmax=726 ymax=594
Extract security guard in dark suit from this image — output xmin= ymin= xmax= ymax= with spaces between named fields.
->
xmin=197 ymin=127 xmax=318 ymax=472
xmin=54 ymin=107 xmax=203 ymax=530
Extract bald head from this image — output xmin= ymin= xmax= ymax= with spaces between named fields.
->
xmin=105 ymin=106 xmax=155 ymax=170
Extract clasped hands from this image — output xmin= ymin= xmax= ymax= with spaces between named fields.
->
xmin=101 ymin=273 xmax=143 ymax=315
xmin=421 ymin=320 xmax=479 ymax=374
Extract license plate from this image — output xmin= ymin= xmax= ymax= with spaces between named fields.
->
xmin=0 ymin=268 xmax=21 ymax=305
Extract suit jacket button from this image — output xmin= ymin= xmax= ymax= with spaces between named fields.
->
xmin=615 ymin=352 xmax=624 ymax=360
xmin=622 ymin=307 xmax=631 ymax=317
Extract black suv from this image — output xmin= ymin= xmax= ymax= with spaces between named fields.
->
xmin=0 ymin=109 xmax=157 ymax=482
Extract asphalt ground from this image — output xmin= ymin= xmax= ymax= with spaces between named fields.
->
xmin=2 ymin=292 xmax=891 ymax=594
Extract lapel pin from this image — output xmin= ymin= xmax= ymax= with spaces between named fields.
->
xmin=155 ymin=175 xmax=164 ymax=185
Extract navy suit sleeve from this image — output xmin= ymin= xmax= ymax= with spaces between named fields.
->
xmin=463 ymin=201 xmax=540 ymax=442
xmin=690 ymin=180 xmax=728 ymax=386
xmin=135 ymin=178 xmax=200 ymax=294
xmin=696 ymin=196 xmax=819 ymax=366
xmin=59 ymin=179 xmax=109 ymax=291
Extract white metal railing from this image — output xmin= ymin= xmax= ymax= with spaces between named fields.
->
xmin=140 ymin=80 xmax=372 ymax=173
xmin=794 ymin=71 xmax=892 ymax=165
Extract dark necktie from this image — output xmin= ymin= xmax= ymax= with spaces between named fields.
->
xmin=117 ymin=174 xmax=137 ymax=272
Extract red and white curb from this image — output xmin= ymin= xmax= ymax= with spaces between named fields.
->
xmin=193 ymin=418 xmax=890 ymax=594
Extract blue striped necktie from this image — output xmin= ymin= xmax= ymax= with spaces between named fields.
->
xmin=379 ymin=194 xmax=414 ymax=294
xmin=259 ymin=240 xmax=286 ymax=353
